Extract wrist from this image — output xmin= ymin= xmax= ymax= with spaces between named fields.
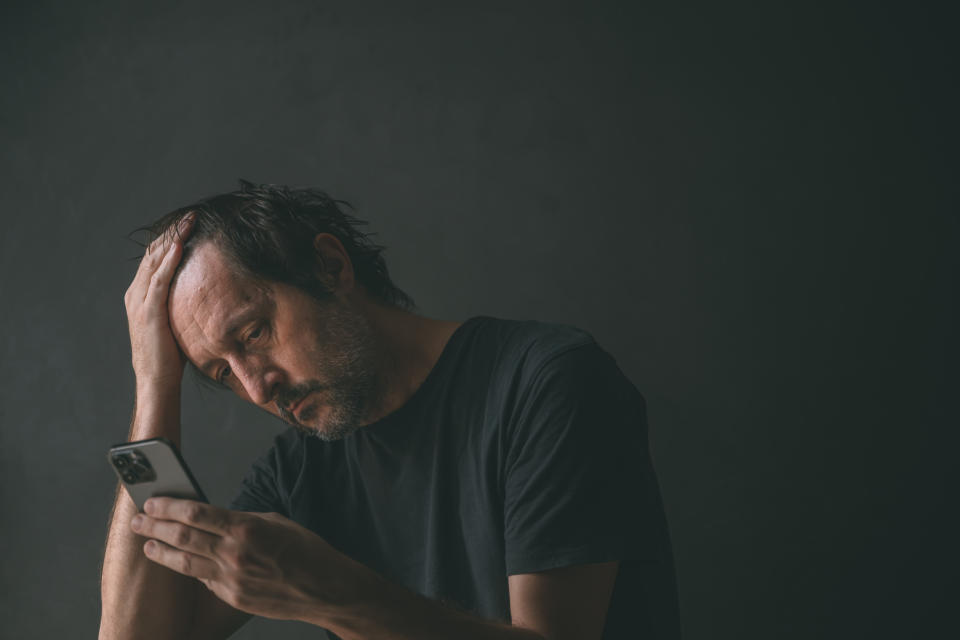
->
xmin=133 ymin=366 xmax=184 ymax=391
xmin=129 ymin=382 xmax=183 ymax=443
xmin=297 ymin=544 xmax=384 ymax=630
xmin=315 ymin=569 xmax=538 ymax=640
xmin=134 ymin=377 xmax=182 ymax=401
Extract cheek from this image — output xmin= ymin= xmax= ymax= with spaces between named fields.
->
xmin=284 ymin=331 xmax=331 ymax=369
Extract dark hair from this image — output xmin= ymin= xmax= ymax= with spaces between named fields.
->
xmin=132 ymin=179 xmax=415 ymax=310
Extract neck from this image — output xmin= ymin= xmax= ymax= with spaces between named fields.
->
xmin=358 ymin=299 xmax=462 ymax=425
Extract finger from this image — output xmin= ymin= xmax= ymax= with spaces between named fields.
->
xmin=141 ymin=214 xmax=195 ymax=269
xmin=143 ymin=539 xmax=219 ymax=580
xmin=172 ymin=211 xmax=197 ymax=242
xmin=144 ymin=230 xmax=172 ymax=260
xmin=145 ymin=497 xmax=235 ymax=535
xmin=126 ymin=243 xmax=174 ymax=311
xmin=130 ymin=215 xmax=197 ymax=294
xmin=131 ymin=513 xmax=221 ymax=560
xmin=144 ymin=241 xmax=182 ymax=304
xmin=128 ymin=239 xmax=169 ymax=297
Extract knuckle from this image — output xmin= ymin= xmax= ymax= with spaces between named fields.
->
xmin=185 ymin=503 xmax=204 ymax=522
xmin=223 ymin=544 xmax=256 ymax=570
xmin=178 ymin=553 xmax=193 ymax=574
xmin=222 ymin=547 xmax=244 ymax=569
xmin=146 ymin=497 xmax=167 ymax=514
xmin=225 ymin=588 xmax=248 ymax=610
xmin=231 ymin=520 xmax=257 ymax=543
xmin=133 ymin=517 xmax=153 ymax=536
xmin=234 ymin=577 xmax=255 ymax=595
xmin=146 ymin=247 xmax=164 ymax=266
xmin=174 ymin=525 xmax=192 ymax=547
xmin=235 ymin=549 xmax=256 ymax=567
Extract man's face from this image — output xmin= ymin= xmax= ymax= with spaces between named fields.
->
xmin=168 ymin=241 xmax=384 ymax=440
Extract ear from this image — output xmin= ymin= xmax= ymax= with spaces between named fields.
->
xmin=312 ymin=233 xmax=355 ymax=292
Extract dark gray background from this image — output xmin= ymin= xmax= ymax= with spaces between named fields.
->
xmin=1 ymin=1 xmax=956 ymax=638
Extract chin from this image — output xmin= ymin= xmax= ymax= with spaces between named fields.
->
xmin=309 ymin=419 xmax=362 ymax=442
xmin=302 ymin=425 xmax=342 ymax=442
xmin=292 ymin=409 xmax=332 ymax=439
xmin=295 ymin=400 xmax=365 ymax=441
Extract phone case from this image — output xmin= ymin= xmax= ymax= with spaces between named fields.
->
xmin=107 ymin=437 xmax=208 ymax=512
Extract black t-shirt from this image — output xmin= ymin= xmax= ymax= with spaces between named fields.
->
xmin=229 ymin=315 xmax=681 ymax=639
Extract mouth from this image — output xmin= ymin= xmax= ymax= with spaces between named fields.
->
xmin=286 ymin=393 xmax=309 ymax=417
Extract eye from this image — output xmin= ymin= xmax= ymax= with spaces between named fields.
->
xmin=246 ymin=324 xmax=265 ymax=343
xmin=217 ymin=366 xmax=232 ymax=385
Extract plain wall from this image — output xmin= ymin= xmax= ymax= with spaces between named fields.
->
xmin=1 ymin=1 xmax=956 ymax=638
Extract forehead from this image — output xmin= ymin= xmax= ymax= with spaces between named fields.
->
xmin=167 ymin=242 xmax=270 ymax=362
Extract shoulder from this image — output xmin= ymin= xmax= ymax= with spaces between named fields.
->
xmin=470 ymin=315 xmax=602 ymax=382
xmin=470 ymin=315 xmax=630 ymax=398
xmin=471 ymin=315 xmax=597 ymax=352
xmin=463 ymin=316 xmax=639 ymax=431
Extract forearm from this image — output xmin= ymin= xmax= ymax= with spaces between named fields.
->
xmin=99 ymin=387 xmax=199 ymax=640
xmin=311 ymin=564 xmax=545 ymax=640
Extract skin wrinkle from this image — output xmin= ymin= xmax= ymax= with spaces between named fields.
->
xmin=168 ymin=241 xmax=390 ymax=441
xmin=196 ymin=298 xmax=274 ymax=377
xmin=184 ymin=286 xmax=240 ymax=371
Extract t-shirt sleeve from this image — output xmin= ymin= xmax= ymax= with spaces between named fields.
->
xmin=503 ymin=341 xmax=652 ymax=575
xmin=227 ymin=430 xmax=300 ymax=516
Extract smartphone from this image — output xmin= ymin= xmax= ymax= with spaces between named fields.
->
xmin=107 ymin=437 xmax=208 ymax=512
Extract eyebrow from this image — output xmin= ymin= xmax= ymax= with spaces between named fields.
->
xmin=198 ymin=303 xmax=265 ymax=378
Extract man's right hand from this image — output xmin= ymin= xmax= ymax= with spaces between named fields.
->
xmin=103 ymin=213 xmax=253 ymax=640
xmin=124 ymin=214 xmax=196 ymax=390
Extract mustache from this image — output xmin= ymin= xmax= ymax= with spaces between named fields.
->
xmin=275 ymin=381 xmax=326 ymax=412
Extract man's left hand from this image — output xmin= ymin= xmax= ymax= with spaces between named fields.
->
xmin=130 ymin=498 xmax=362 ymax=623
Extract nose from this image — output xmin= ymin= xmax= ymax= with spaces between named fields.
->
xmin=230 ymin=357 xmax=283 ymax=406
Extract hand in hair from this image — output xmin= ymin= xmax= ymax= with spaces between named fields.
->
xmin=124 ymin=213 xmax=196 ymax=390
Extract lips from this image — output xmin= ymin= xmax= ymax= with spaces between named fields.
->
xmin=287 ymin=393 xmax=310 ymax=416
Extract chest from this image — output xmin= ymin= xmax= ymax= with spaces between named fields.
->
xmin=294 ymin=411 xmax=509 ymax=581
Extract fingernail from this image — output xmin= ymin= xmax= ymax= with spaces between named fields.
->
xmin=131 ymin=515 xmax=144 ymax=530
xmin=144 ymin=499 xmax=155 ymax=514
xmin=144 ymin=540 xmax=157 ymax=554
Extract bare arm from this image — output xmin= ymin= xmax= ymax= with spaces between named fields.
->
xmin=131 ymin=497 xmax=619 ymax=640
xmin=98 ymin=216 xmax=249 ymax=639
xmin=320 ymin=560 xmax=619 ymax=640
xmin=100 ymin=386 xmax=195 ymax=638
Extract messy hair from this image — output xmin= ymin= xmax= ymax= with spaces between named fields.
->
xmin=132 ymin=179 xmax=415 ymax=310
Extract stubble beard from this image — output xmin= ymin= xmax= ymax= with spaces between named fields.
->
xmin=286 ymin=297 xmax=386 ymax=442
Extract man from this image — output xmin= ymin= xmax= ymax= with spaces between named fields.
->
xmin=99 ymin=181 xmax=682 ymax=639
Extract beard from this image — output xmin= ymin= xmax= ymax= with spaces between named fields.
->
xmin=275 ymin=295 xmax=386 ymax=441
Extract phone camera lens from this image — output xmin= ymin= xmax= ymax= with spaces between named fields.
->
xmin=122 ymin=471 xmax=137 ymax=483
xmin=113 ymin=456 xmax=128 ymax=469
xmin=133 ymin=453 xmax=154 ymax=472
